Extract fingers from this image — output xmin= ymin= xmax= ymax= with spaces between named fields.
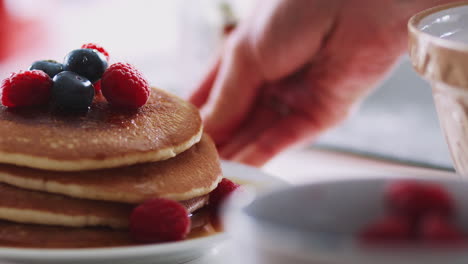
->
xmin=200 ymin=36 xmax=263 ymax=145
xmin=207 ymin=0 xmax=421 ymax=165
xmin=249 ymin=0 xmax=339 ymax=81
xmin=217 ymin=78 xmax=319 ymax=166
xmin=218 ymin=100 xmax=278 ymax=159
xmin=230 ymin=114 xmax=317 ymax=167
xmin=188 ymin=59 xmax=220 ymax=108
xmin=199 ymin=0 xmax=338 ymax=146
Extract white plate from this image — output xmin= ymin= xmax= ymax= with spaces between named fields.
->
xmin=226 ymin=174 xmax=468 ymax=264
xmin=0 ymin=161 xmax=287 ymax=264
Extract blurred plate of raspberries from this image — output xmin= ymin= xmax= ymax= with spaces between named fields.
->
xmin=224 ymin=173 xmax=468 ymax=264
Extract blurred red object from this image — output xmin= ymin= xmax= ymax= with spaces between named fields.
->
xmin=0 ymin=0 xmax=46 ymax=62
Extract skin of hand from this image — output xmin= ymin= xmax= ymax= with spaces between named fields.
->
xmin=189 ymin=0 xmax=455 ymax=167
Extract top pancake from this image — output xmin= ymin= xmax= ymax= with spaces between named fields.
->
xmin=0 ymin=88 xmax=202 ymax=171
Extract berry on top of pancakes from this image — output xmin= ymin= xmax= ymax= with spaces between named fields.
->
xmin=1 ymin=43 xmax=150 ymax=111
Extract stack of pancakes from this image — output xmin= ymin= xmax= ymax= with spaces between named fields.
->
xmin=0 ymin=88 xmax=222 ymax=248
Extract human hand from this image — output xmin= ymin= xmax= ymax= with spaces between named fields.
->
xmin=190 ymin=0 xmax=453 ymax=167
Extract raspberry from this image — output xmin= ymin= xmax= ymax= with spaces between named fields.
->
xmin=81 ymin=43 xmax=110 ymax=62
xmin=385 ymin=181 xmax=453 ymax=220
xmin=386 ymin=181 xmax=426 ymax=219
xmin=423 ymin=184 xmax=453 ymax=217
xmin=420 ymin=214 xmax=465 ymax=244
xmin=1 ymin=70 xmax=52 ymax=107
xmin=360 ymin=215 xmax=413 ymax=243
xmin=129 ymin=198 xmax=190 ymax=243
xmin=209 ymin=178 xmax=240 ymax=209
xmin=101 ymin=63 xmax=150 ymax=108
xmin=93 ymin=80 xmax=101 ymax=93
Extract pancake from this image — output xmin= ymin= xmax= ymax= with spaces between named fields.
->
xmin=0 ymin=183 xmax=208 ymax=228
xmin=0 ymin=210 xmax=215 ymax=248
xmin=0 ymin=88 xmax=202 ymax=171
xmin=0 ymin=134 xmax=222 ymax=203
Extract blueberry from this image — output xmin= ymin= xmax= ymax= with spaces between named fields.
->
xmin=29 ymin=60 xmax=63 ymax=78
xmin=63 ymin=49 xmax=108 ymax=83
xmin=51 ymin=71 xmax=95 ymax=112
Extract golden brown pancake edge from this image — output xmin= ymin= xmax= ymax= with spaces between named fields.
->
xmin=0 ymin=134 xmax=222 ymax=203
xmin=0 ymin=183 xmax=209 ymax=229
xmin=0 ymin=88 xmax=202 ymax=171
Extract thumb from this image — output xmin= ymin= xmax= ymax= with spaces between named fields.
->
xmin=201 ymin=35 xmax=263 ymax=145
